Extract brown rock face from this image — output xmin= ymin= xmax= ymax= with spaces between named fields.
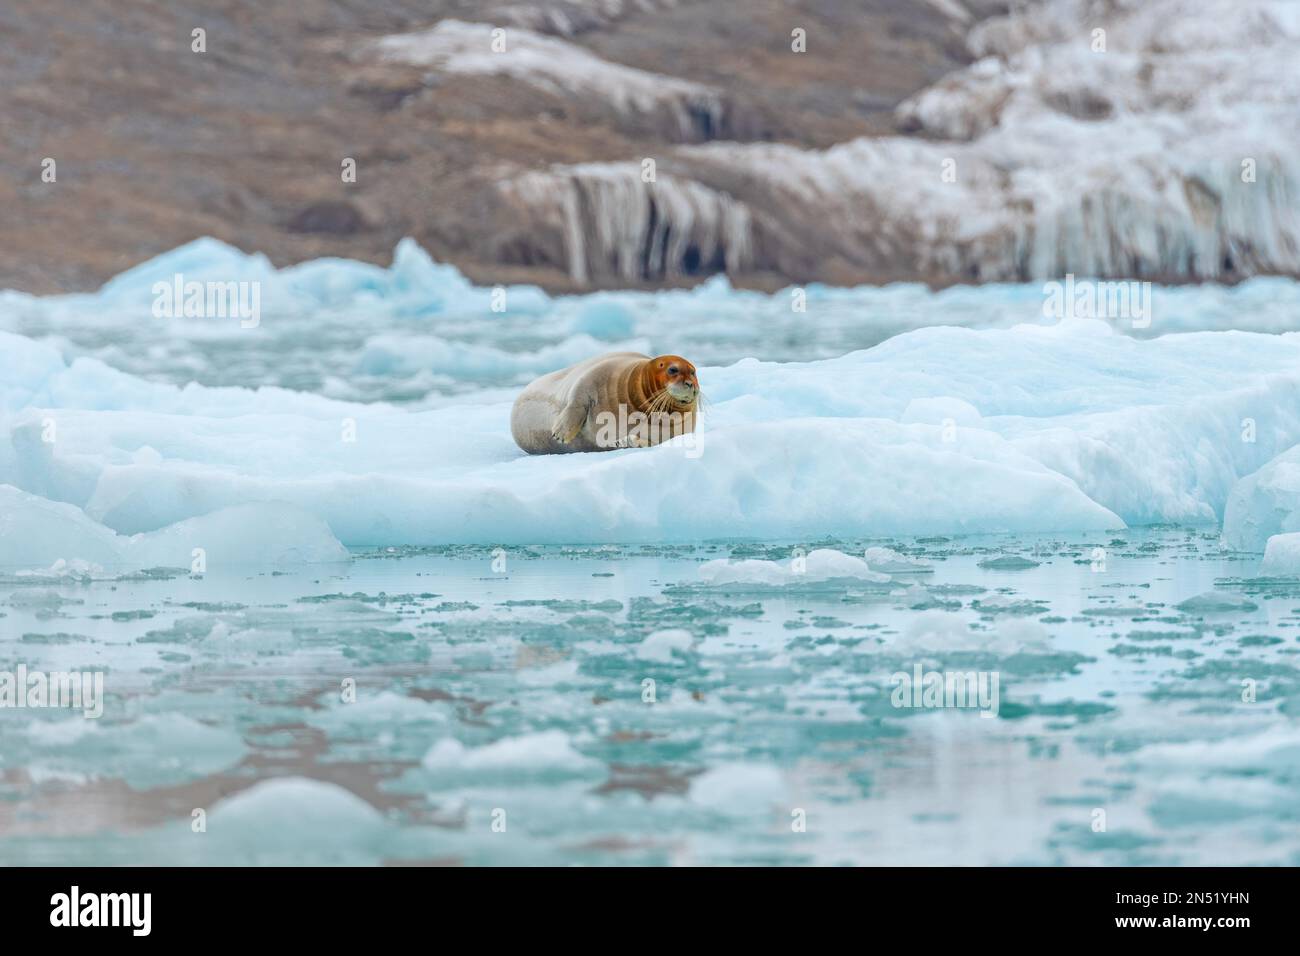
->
xmin=0 ymin=0 xmax=976 ymax=294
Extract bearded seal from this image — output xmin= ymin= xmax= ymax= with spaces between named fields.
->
xmin=511 ymin=352 xmax=700 ymax=454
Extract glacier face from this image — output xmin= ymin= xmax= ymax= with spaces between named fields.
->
xmin=499 ymin=164 xmax=754 ymax=285
xmin=4 ymin=240 xmax=1300 ymax=555
xmin=494 ymin=0 xmax=1300 ymax=285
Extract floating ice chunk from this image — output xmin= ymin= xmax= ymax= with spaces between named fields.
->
xmin=978 ymin=555 xmax=1041 ymax=570
xmin=862 ymin=547 xmax=933 ymax=574
xmin=689 ymin=762 xmax=786 ymax=816
xmin=636 ymin=628 xmax=695 ymax=664
xmin=1223 ymin=446 xmax=1300 ymax=552
xmin=890 ymin=612 xmax=1051 ymax=655
xmin=1176 ymin=591 xmax=1259 ymax=614
xmin=1137 ymin=725 xmax=1300 ymax=772
xmin=422 ymin=730 xmax=598 ymax=775
xmin=207 ymin=778 xmax=385 ymax=846
xmin=23 ymin=715 xmax=247 ymax=789
xmin=96 ymin=236 xmax=278 ymax=303
xmin=307 ymin=692 xmax=449 ymax=734
xmin=1261 ymin=532 xmax=1300 ymax=576
xmin=699 ymin=549 xmax=891 ymax=587
xmin=13 ymin=556 xmax=102 ymax=580
xmin=6 ymin=588 xmax=82 ymax=610
xmin=901 ymin=583 xmax=949 ymax=609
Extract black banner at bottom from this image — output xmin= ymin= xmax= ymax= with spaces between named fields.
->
xmin=1 ymin=867 xmax=1278 ymax=940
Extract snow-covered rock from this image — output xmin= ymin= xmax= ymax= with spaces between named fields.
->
xmin=371 ymin=19 xmax=728 ymax=142
xmin=494 ymin=0 xmax=682 ymax=38
xmin=500 ymin=0 xmax=1300 ymax=285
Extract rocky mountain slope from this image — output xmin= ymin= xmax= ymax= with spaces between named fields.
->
xmin=4 ymin=0 xmax=1293 ymax=294
xmin=0 ymin=0 xmax=991 ymax=293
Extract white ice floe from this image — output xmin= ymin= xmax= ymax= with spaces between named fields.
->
xmin=862 ymin=547 xmax=933 ymax=574
xmin=0 ymin=484 xmax=348 ymax=570
xmin=1260 ymin=532 xmax=1300 ymax=575
xmin=11 ymin=306 xmax=1300 ymax=544
xmin=889 ymin=613 xmax=1051 ymax=655
xmin=1224 ymin=447 xmax=1300 ymax=552
xmin=698 ymin=549 xmax=892 ymax=587
xmin=1136 ymin=725 xmax=1300 ymax=772
xmin=688 ymin=762 xmax=786 ymax=816
xmin=635 ymin=628 xmax=695 ymax=663
xmin=422 ymin=730 xmax=598 ymax=774
xmin=7 ymin=234 xmax=1300 ymax=547
xmin=206 ymin=778 xmax=386 ymax=844
xmin=20 ymin=714 xmax=248 ymax=790
xmin=1175 ymin=591 xmax=1259 ymax=614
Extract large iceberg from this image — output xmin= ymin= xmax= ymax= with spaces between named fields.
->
xmin=6 ymin=239 xmax=1300 ymax=548
xmin=1223 ymin=447 xmax=1300 ymax=551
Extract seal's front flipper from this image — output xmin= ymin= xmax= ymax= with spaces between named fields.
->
xmin=551 ymin=399 xmax=590 ymax=445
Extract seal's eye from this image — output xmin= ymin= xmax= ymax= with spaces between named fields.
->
xmin=668 ymin=365 xmax=679 ymax=375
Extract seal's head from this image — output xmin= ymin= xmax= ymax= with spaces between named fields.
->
xmin=646 ymin=355 xmax=699 ymax=407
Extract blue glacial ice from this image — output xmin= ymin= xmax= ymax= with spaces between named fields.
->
xmin=6 ymin=239 xmax=1300 ymax=551
xmin=5 ymin=241 xmax=1300 ymax=866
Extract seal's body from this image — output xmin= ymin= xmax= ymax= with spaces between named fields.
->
xmin=511 ymin=352 xmax=699 ymax=454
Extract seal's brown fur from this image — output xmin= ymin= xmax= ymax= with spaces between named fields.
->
xmin=511 ymin=352 xmax=699 ymax=454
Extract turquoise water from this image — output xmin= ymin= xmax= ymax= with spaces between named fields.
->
xmin=3 ymin=526 xmax=1297 ymax=865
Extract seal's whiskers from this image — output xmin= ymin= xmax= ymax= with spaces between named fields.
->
xmin=512 ymin=352 xmax=700 ymax=455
